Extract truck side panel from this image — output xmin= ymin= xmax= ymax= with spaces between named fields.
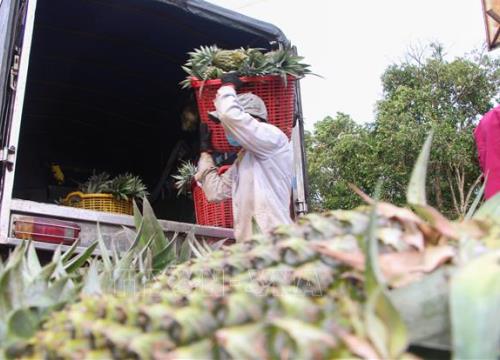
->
xmin=0 ymin=0 xmax=37 ymax=242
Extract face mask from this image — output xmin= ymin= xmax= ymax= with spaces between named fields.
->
xmin=226 ymin=133 xmax=241 ymax=147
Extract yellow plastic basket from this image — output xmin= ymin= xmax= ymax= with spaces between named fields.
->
xmin=63 ymin=191 xmax=133 ymax=215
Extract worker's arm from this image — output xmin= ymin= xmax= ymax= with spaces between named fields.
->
xmin=215 ymin=85 xmax=288 ymax=159
xmin=195 ymin=152 xmax=232 ymax=202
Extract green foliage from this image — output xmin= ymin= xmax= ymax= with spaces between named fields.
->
xmin=307 ymin=44 xmax=500 ymax=217
xmin=306 ymin=113 xmax=374 ymax=211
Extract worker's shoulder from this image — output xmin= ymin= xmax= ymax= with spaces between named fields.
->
xmin=259 ymin=122 xmax=289 ymax=142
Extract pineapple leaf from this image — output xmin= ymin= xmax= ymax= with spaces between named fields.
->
xmin=364 ymin=183 xmax=408 ymax=359
xmin=407 ymin=131 xmax=433 ymax=206
xmin=81 ymin=258 xmax=102 ymax=296
xmin=96 ymin=224 xmax=112 ymax=272
xmin=60 ymin=238 xmax=81 ymax=264
xmin=173 ymin=161 xmax=197 ymax=196
xmin=7 ymin=308 xmax=41 ymax=339
xmin=133 ymin=200 xmax=142 ymax=232
xmin=142 ymin=198 xmax=168 ymax=256
xmin=178 ymin=235 xmax=192 ymax=263
xmin=64 ymin=241 xmax=98 ymax=274
xmin=465 ymin=176 xmax=486 ymax=220
xmin=25 ymin=241 xmax=42 ymax=277
xmin=451 ymin=250 xmax=500 ymax=359
xmin=187 ymin=234 xmax=205 ymax=258
xmin=472 ymin=192 xmax=500 ymax=222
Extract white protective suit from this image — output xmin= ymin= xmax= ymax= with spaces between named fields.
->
xmin=196 ymin=85 xmax=293 ymax=242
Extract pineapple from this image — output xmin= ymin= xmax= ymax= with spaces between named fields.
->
xmin=180 ymin=45 xmax=313 ymax=88
xmin=213 ymin=49 xmax=248 ymax=71
xmin=172 ymin=161 xmax=197 ymax=196
xmin=79 ymin=172 xmax=112 ymax=194
xmin=108 ymin=173 xmax=148 ymax=200
xmin=202 ymin=66 xmax=224 ymax=81
xmin=17 ymin=134 xmax=500 ymax=359
xmin=23 ymin=200 xmax=482 ymax=359
xmin=78 ymin=172 xmax=148 ymax=200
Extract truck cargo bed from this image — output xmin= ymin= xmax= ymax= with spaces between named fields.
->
xmin=0 ymin=0 xmax=307 ymax=250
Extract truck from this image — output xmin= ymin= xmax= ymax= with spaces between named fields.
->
xmin=0 ymin=0 xmax=308 ymax=253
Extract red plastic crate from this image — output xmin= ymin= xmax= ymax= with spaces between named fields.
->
xmin=192 ymin=185 xmax=233 ymax=228
xmin=192 ymin=165 xmax=233 ymax=228
xmin=191 ymin=75 xmax=296 ymax=153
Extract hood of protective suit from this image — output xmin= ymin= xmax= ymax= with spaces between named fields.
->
xmin=209 ymin=92 xmax=268 ymax=122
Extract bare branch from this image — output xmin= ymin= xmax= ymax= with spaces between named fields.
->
xmin=405 ymin=42 xmax=427 ymax=66
xmin=464 ymin=173 xmax=484 ymax=213
xmin=447 ymin=169 xmax=460 ymax=217
xmin=454 ymin=165 xmax=465 ymax=211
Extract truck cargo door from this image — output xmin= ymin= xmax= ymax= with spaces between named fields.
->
xmin=291 ymin=81 xmax=309 ymax=216
xmin=291 ymin=46 xmax=309 ymax=216
xmin=0 ymin=0 xmax=25 ymax=158
xmin=0 ymin=0 xmax=37 ymax=241
xmin=0 ymin=0 xmax=26 ymax=191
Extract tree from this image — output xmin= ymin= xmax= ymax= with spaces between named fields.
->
xmin=307 ymin=44 xmax=500 ymax=217
xmin=306 ymin=113 xmax=373 ymax=211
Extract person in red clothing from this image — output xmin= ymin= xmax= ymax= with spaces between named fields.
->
xmin=474 ymin=105 xmax=500 ymax=199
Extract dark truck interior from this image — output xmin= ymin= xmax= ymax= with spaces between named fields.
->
xmin=12 ymin=0 xmax=279 ymax=221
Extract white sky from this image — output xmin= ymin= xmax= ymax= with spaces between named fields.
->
xmin=207 ymin=0 xmax=498 ymax=129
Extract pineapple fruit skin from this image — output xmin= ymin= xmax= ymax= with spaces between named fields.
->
xmin=24 ymin=208 xmax=457 ymax=359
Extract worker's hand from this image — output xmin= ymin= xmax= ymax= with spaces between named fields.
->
xmin=221 ymin=72 xmax=243 ymax=90
xmin=199 ymin=123 xmax=212 ymax=153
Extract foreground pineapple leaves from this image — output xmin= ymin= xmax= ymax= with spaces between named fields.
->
xmin=22 ymin=176 xmax=455 ymax=360
xmin=0 ymin=240 xmax=91 ymax=354
xmin=5 ymin=133 xmax=500 ymax=359
xmin=1 ymin=198 xmax=195 ymax=358
xmin=17 ymin=201 xmax=500 ymax=359
xmin=82 ymin=198 xmax=192 ymax=296
xmin=451 ymin=250 xmax=500 ymax=359
xmin=364 ymin=197 xmax=408 ymax=359
xmin=26 ymin=210 xmax=420 ymax=359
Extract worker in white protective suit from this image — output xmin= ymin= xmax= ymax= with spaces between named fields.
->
xmin=195 ymin=73 xmax=293 ymax=242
